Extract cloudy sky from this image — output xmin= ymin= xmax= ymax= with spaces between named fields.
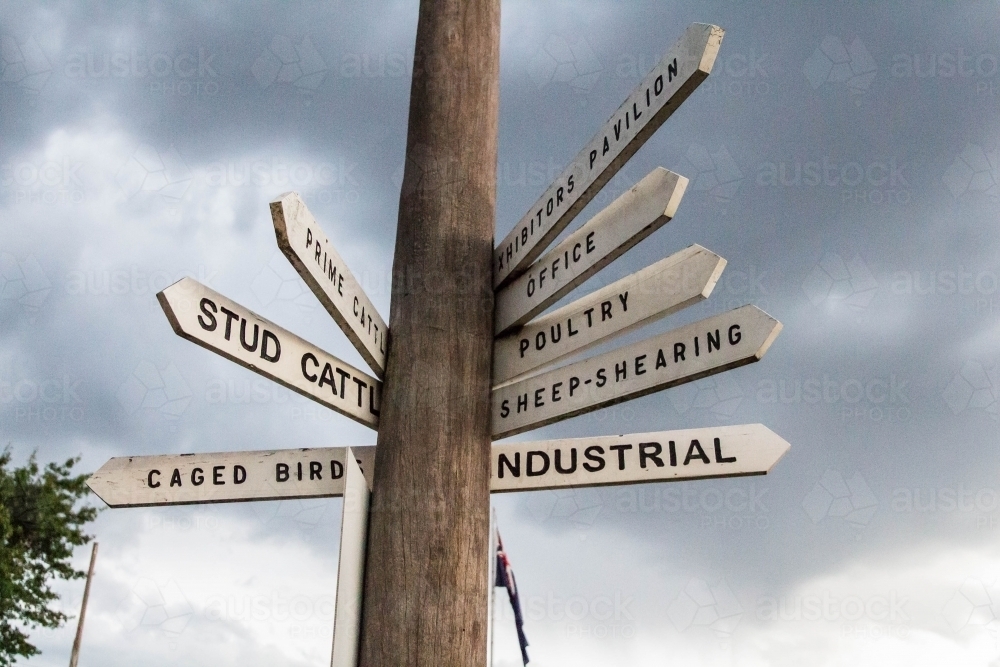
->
xmin=4 ymin=1 xmax=1000 ymax=665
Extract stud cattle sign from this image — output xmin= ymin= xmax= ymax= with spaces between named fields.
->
xmin=157 ymin=278 xmax=381 ymax=429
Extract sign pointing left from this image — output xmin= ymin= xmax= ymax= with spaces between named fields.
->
xmin=157 ymin=278 xmax=381 ymax=429
xmin=271 ymin=192 xmax=389 ymax=377
xmin=86 ymin=446 xmax=376 ymax=508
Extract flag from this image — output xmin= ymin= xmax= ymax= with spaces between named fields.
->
xmin=495 ymin=530 xmax=529 ymax=665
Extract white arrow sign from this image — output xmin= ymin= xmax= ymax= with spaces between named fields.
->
xmin=271 ymin=192 xmax=389 ymax=377
xmin=491 ymin=424 xmax=789 ymax=492
xmin=493 ymin=23 xmax=724 ymax=288
xmin=330 ymin=449 xmax=369 ymax=667
xmin=88 ymin=424 xmax=789 ymax=507
xmin=158 ymin=278 xmax=381 ymax=430
xmin=86 ymin=446 xmax=376 ymax=508
xmin=494 ymin=167 xmax=687 ymax=336
xmin=493 ymin=244 xmax=726 ymax=386
xmin=492 ymin=305 xmax=781 ymax=439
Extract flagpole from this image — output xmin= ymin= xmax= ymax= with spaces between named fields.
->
xmin=69 ymin=542 xmax=98 ymax=667
xmin=489 ymin=509 xmax=497 ymax=667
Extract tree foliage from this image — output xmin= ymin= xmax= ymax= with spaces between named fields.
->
xmin=0 ymin=449 xmax=97 ymax=666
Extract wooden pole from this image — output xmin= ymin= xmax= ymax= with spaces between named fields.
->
xmin=69 ymin=542 xmax=98 ymax=667
xmin=356 ymin=1 xmax=500 ymax=666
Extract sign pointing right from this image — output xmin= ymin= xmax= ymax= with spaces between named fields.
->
xmin=493 ymin=244 xmax=726 ymax=385
xmin=494 ymin=167 xmax=688 ymax=336
xmin=493 ymin=23 xmax=724 ymax=288
xmin=491 ymin=424 xmax=790 ymax=493
xmin=492 ymin=305 xmax=781 ymax=439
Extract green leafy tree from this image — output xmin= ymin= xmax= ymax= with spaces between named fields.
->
xmin=0 ymin=449 xmax=97 ymax=666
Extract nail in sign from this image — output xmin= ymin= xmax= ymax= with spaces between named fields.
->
xmin=158 ymin=278 xmax=381 ymax=430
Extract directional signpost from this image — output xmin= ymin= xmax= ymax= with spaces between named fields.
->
xmin=87 ymin=446 xmax=376 ymax=507
xmin=494 ymin=167 xmax=688 ymax=335
xmin=493 ymin=305 xmax=782 ymax=439
xmin=87 ymin=425 xmax=787 ymax=503
xmin=331 ymin=451 xmax=370 ymax=667
xmin=88 ymin=18 xmax=794 ymax=667
xmin=493 ymin=244 xmax=725 ymax=385
xmin=271 ymin=192 xmax=389 ymax=377
xmin=493 ymin=23 xmax=724 ymax=288
xmin=158 ymin=278 xmax=381 ymax=429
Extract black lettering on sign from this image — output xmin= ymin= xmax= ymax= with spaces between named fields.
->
xmin=639 ymin=442 xmax=664 ymax=468
xmin=318 ymin=363 xmax=338 ymax=395
xmin=498 ymin=452 xmax=520 ymax=478
xmin=683 ymin=440 xmax=711 ymax=465
xmin=147 ymin=470 xmax=161 ymax=488
xmin=583 ymin=446 xmax=605 ymax=472
xmin=729 ymin=324 xmax=742 ymax=346
xmin=170 ymin=469 xmax=182 ymax=487
xmin=527 ymin=451 xmax=550 ymax=477
xmin=213 ymin=466 xmax=225 ymax=485
xmin=220 ymin=307 xmax=238 ymax=340
xmin=714 ymin=438 xmax=737 ymax=463
xmin=335 ymin=368 xmax=351 ymax=399
xmin=555 ymin=448 xmax=577 ymax=474
xmin=608 ymin=444 xmax=632 ymax=470
xmin=276 ymin=463 xmax=289 ymax=482
xmin=331 ymin=460 xmax=344 ymax=479
xmin=198 ymin=298 xmax=218 ymax=331
xmin=352 ymin=377 xmax=367 ymax=407
xmin=302 ymin=353 xmax=319 ymax=382
xmin=707 ymin=329 xmax=720 ymax=352
xmin=192 ymin=468 xmax=204 ymax=486
xmin=310 ymin=461 xmax=323 ymax=480
xmin=240 ymin=320 xmax=259 ymax=352
xmin=500 ymin=399 xmax=510 ymax=418
xmin=234 ymin=465 xmax=247 ymax=484
xmin=260 ymin=331 xmax=281 ymax=362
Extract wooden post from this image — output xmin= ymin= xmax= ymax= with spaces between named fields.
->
xmin=69 ymin=542 xmax=98 ymax=667
xmin=357 ymin=1 xmax=500 ymax=666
